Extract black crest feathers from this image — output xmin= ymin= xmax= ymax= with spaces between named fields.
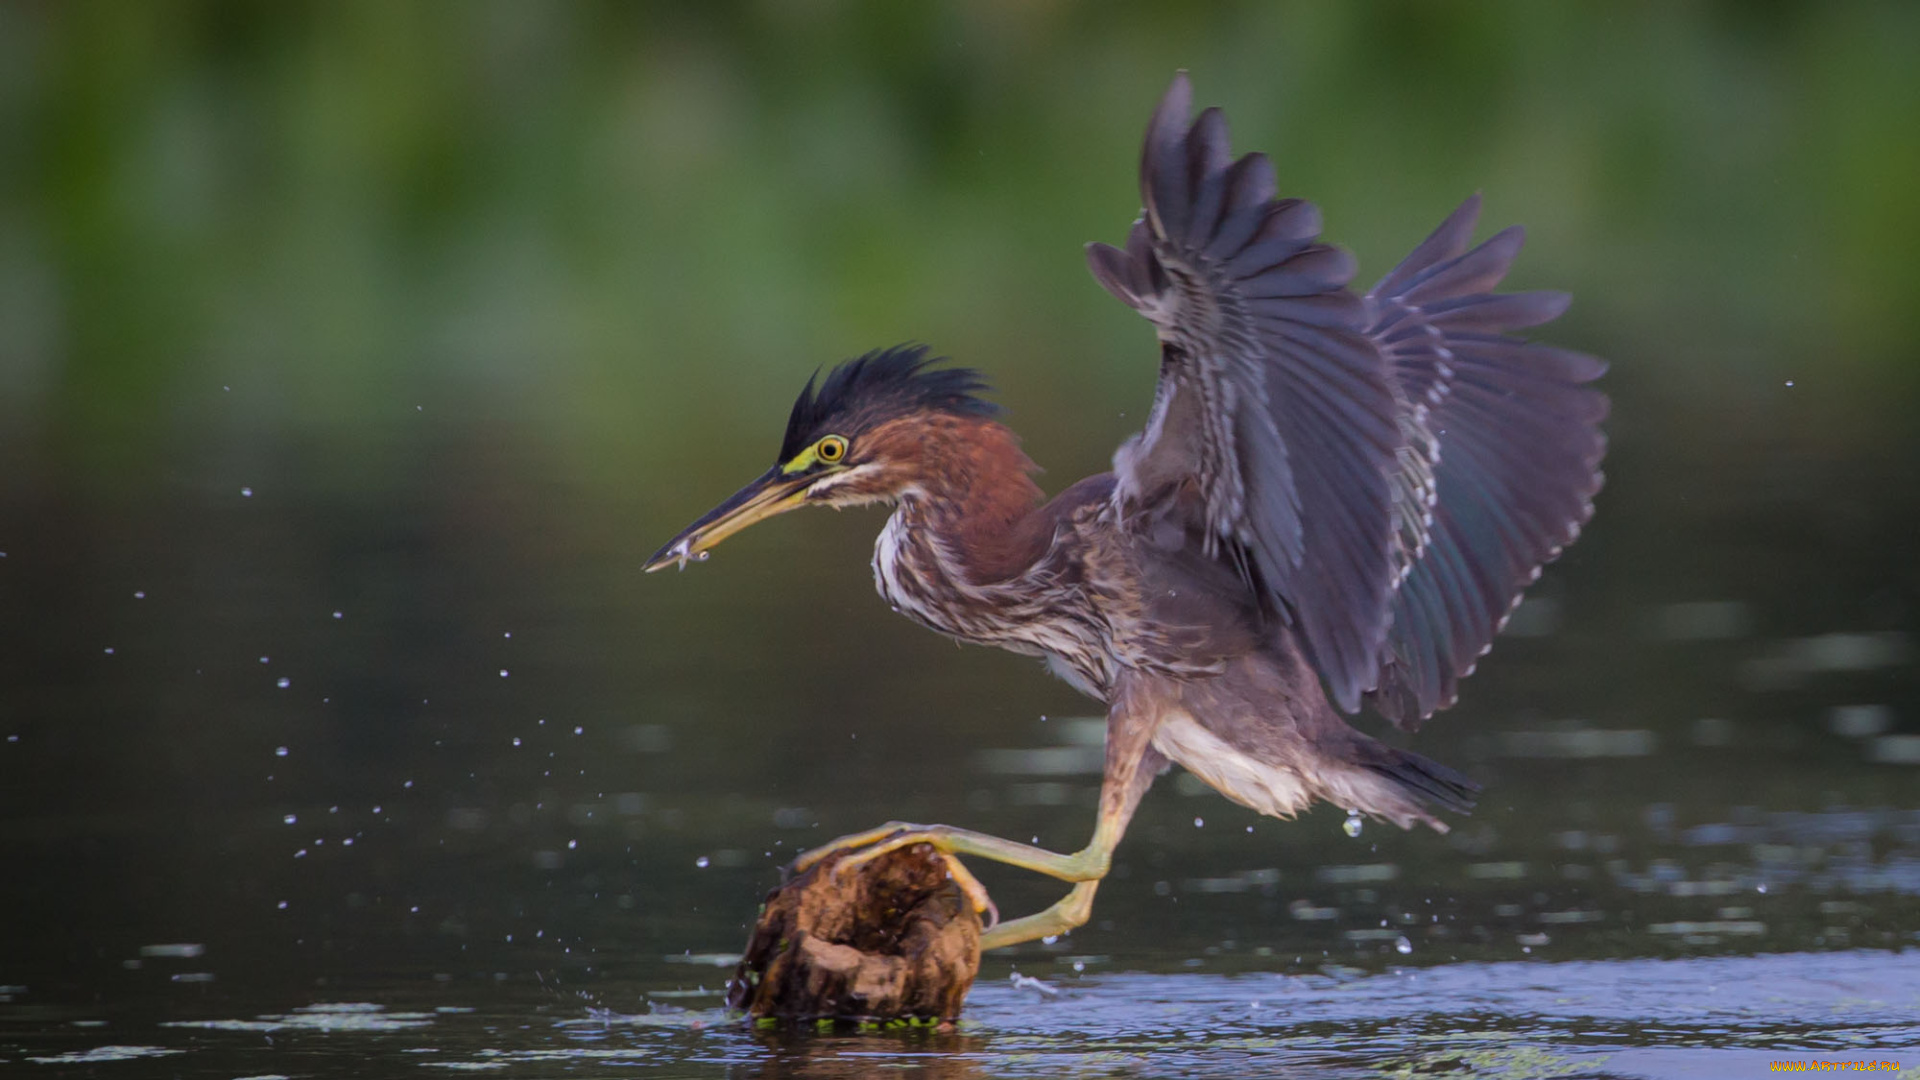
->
xmin=779 ymin=345 xmax=998 ymax=462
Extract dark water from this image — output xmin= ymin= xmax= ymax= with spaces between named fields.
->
xmin=3 ymin=419 xmax=1918 ymax=1077
xmin=4 ymin=4 xmax=1920 ymax=1077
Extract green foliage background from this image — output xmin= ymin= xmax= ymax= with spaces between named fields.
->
xmin=3 ymin=2 xmax=1915 ymax=503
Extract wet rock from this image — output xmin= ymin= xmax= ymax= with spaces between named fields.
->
xmin=728 ymin=843 xmax=980 ymax=1023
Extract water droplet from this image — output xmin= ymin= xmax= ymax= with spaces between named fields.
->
xmin=259 ymin=656 xmax=270 ymax=664
xmin=1757 ymin=883 xmax=1768 ymax=894
xmin=1343 ymin=813 xmax=1363 ymax=838
xmin=282 ymin=814 xmax=296 ymax=825
xmin=512 ymin=737 xmax=522 ymax=747
xmin=276 ymin=677 xmax=290 ymax=689
xmin=103 ymin=647 xmax=114 ymax=655
xmin=573 ymin=726 xmax=583 ymax=735
xmin=275 ymin=746 xmax=289 ymax=757
xmin=332 ymin=611 xmax=343 ymax=619
xmin=277 ymin=900 xmax=288 ymax=909
xmin=499 ymin=669 xmax=509 ymax=677
xmin=568 ymin=840 xmax=578 ymax=850
xmin=1395 ymin=936 xmax=1413 ymax=955
xmin=240 ymin=487 xmax=253 ymax=497
xmin=133 ymin=590 xmax=145 ymax=599
xmin=1193 ymin=817 xmax=1205 ymax=828
xmin=695 ymin=856 xmax=710 ymax=868
xmin=503 ymin=631 xmax=511 ymax=639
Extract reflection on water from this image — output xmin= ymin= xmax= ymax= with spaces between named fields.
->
xmin=5 ymin=953 xmax=1917 ymax=1077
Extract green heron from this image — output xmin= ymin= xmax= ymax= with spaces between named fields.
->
xmin=646 ymin=74 xmax=1607 ymax=950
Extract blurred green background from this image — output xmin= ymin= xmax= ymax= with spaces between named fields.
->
xmin=4 ymin=1 xmax=1916 ymax=489
xmin=3 ymin=0 xmax=1919 ymax=1053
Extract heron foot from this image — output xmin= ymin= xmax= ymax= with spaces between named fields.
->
xmin=788 ymin=823 xmax=998 ymax=925
xmin=789 ymin=820 xmax=1117 ymax=951
xmin=929 ymin=849 xmax=999 ymax=929
xmin=980 ymin=880 xmax=1099 ymax=950
xmin=795 ymin=821 xmax=1107 ymax=884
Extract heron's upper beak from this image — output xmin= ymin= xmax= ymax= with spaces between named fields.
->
xmin=644 ymin=466 xmax=814 ymax=572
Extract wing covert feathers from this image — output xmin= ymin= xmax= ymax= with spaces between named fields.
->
xmin=1089 ymin=72 xmax=1401 ymax=713
xmin=1092 ymin=75 xmax=1608 ymax=727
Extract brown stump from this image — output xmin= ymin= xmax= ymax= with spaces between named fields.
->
xmin=728 ymin=842 xmax=982 ymax=1023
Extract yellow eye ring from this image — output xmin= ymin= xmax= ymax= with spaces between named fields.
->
xmin=816 ymin=435 xmax=847 ymax=463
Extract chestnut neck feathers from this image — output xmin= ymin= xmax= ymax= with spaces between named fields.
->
xmin=876 ymin=413 xmax=1045 ymax=584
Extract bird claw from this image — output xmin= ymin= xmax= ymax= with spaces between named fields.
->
xmin=790 ymin=820 xmax=921 ymax=877
xmin=936 ymin=851 xmax=1000 ymax=929
xmin=794 ymin=823 xmax=999 ymax=928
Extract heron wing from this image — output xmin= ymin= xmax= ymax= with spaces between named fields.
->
xmin=1086 ymin=73 xmax=1401 ymax=713
xmin=1362 ymin=196 xmax=1610 ymax=729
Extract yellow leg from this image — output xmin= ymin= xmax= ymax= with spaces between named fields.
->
xmin=980 ymin=880 xmax=1100 ymax=950
xmin=799 ymin=820 xmax=1114 ymax=884
xmin=789 ymin=812 xmax=1126 ymax=950
xmin=789 ymin=696 xmax=1166 ymax=951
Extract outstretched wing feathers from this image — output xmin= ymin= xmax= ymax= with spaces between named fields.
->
xmin=1091 ymin=73 xmax=1402 ymax=713
xmin=1094 ymin=75 xmax=1606 ymax=724
xmin=1363 ymin=199 xmax=1609 ymax=730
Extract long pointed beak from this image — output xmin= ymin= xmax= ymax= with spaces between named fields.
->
xmin=644 ymin=466 xmax=812 ymax=572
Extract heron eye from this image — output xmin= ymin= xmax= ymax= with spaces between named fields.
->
xmin=816 ymin=435 xmax=847 ymax=463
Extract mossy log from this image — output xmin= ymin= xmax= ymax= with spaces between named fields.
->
xmin=727 ymin=842 xmax=981 ymax=1023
